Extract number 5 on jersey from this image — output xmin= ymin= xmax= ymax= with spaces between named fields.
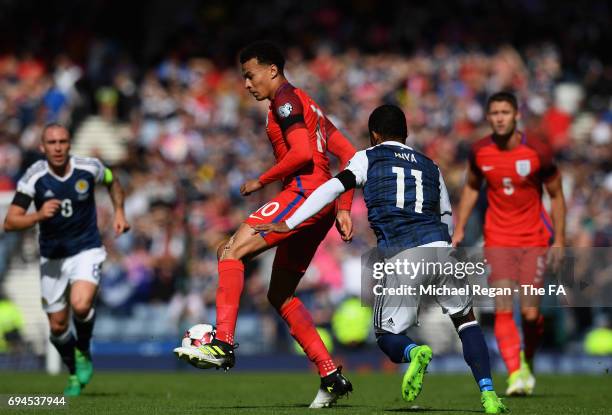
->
xmin=392 ymin=166 xmax=423 ymax=213
xmin=502 ymin=177 xmax=514 ymax=195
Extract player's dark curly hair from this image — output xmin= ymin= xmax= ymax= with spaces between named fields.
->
xmin=486 ymin=91 xmax=518 ymax=111
xmin=368 ymin=105 xmax=408 ymax=141
xmin=239 ymin=41 xmax=285 ymax=73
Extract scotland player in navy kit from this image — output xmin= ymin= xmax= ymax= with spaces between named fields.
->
xmin=3 ymin=124 xmax=129 ymax=396
xmin=255 ymin=106 xmax=508 ymax=414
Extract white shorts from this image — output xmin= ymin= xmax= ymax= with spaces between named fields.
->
xmin=40 ymin=247 xmax=107 ymax=313
xmin=373 ymin=241 xmax=472 ymax=335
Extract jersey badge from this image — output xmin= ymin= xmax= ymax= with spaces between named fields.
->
xmin=515 ymin=160 xmax=531 ymax=177
xmin=277 ymin=103 xmax=293 ymax=118
xmin=44 ymin=189 xmax=55 ymax=198
xmin=75 ymin=179 xmax=90 ymax=195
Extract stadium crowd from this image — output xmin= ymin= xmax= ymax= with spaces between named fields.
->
xmin=0 ymin=11 xmax=610 ymax=352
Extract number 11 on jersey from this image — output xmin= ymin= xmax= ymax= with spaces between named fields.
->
xmin=392 ymin=166 xmax=423 ymax=213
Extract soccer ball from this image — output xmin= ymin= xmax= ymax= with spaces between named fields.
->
xmin=181 ymin=323 xmax=215 ymax=348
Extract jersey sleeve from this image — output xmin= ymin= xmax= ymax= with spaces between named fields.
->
xmin=324 ymin=115 xmax=338 ymax=137
xmin=344 ymin=150 xmax=369 ymax=188
xmin=438 ymin=168 xmax=453 ymax=236
xmin=326 ymin=126 xmax=356 ymax=210
xmin=258 ymin=128 xmax=312 ymax=185
xmin=16 ymin=161 xmax=45 ymax=197
xmin=74 ymin=156 xmax=107 ymax=184
xmin=16 ymin=178 xmax=35 ymax=198
xmin=467 ymin=144 xmax=482 ymax=177
xmin=92 ymin=158 xmax=107 ymax=184
xmin=530 ymin=137 xmax=559 ymax=182
xmin=272 ymin=88 xmax=306 ymax=134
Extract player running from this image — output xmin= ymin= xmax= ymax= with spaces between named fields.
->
xmin=452 ymin=91 xmax=566 ymax=395
xmin=174 ymin=42 xmax=356 ymax=408
xmin=3 ymin=123 xmax=130 ymax=396
xmin=255 ymin=105 xmax=508 ymax=414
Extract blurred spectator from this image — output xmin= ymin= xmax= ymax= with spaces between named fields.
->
xmin=0 ymin=290 xmax=25 ymax=353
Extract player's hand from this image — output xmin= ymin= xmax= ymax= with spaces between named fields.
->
xmin=240 ymin=179 xmax=263 ymax=196
xmin=451 ymin=228 xmax=465 ymax=247
xmin=252 ymin=222 xmax=291 ymax=234
xmin=113 ymin=210 xmax=131 ymax=237
xmin=37 ymin=199 xmax=61 ymax=221
xmin=335 ymin=209 xmax=353 ymax=242
xmin=547 ymin=240 xmax=565 ymax=273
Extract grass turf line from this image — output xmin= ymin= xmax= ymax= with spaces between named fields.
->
xmin=0 ymin=372 xmax=610 ymax=414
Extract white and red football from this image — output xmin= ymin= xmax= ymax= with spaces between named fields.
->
xmin=181 ymin=324 xmax=215 ymax=347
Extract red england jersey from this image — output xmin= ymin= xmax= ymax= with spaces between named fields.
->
xmin=469 ymin=133 xmax=558 ymax=247
xmin=262 ymin=82 xmax=353 ymax=198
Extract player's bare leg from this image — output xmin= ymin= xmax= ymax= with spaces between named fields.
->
xmin=491 ymin=279 xmax=524 ymax=395
xmin=48 ymin=308 xmax=80 ymax=396
xmin=70 ymin=281 xmax=98 ymax=387
xmin=268 ymin=267 xmax=352 ymax=407
xmin=519 ymin=293 xmax=542 ymax=395
xmin=218 ymin=224 xmax=270 ymax=262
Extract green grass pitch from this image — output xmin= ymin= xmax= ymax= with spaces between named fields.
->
xmin=0 ymin=372 xmax=611 ymax=414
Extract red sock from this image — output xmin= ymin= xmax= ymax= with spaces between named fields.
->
xmin=494 ymin=311 xmax=521 ymax=374
xmin=280 ymin=298 xmax=336 ymax=377
xmin=215 ymin=259 xmax=244 ymax=345
xmin=522 ymin=314 xmax=544 ymax=362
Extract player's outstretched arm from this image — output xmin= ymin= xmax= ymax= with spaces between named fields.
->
xmin=3 ymin=198 xmax=61 ymax=232
xmin=253 ymin=170 xmax=356 ymax=236
xmin=452 ymin=168 xmax=482 ymax=246
xmin=252 ymin=221 xmax=291 ymax=234
xmin=104 ymin=169 xmax=130 ymax=236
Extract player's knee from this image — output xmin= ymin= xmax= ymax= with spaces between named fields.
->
xmin=450 ymin=307 xmax=476 ymax=330
xmin=218 ymin=234 xmax=246 ymax=261
xmin=267 ymin=291 xmax=289 ymax=311
xmin=521 ymin=307 xmax=540 ymax=322
xmin=49 ymin=319 xmax=69 ymax=336
xmin=216 ymin=238 xmax=230 ymax=261
xmin=71 ymin=299 xmax=93 ymax=318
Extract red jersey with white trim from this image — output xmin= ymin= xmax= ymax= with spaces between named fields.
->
xmin=469 ymin=133 xmax=558 ymax=247
xmin=264 ymin=82 xmax=340 ymax=193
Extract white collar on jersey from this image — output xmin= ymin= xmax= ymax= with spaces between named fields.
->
xmin=46 ymin=156 xmax=75 ymax=182
xmin=378 ymin=140 xmax=414 ymax=151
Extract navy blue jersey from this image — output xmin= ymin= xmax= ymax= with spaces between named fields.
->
xmin=346 ymin=141 xmax=452 ymax=249
xmin=16 ymin=156 xmax=106 ymax=259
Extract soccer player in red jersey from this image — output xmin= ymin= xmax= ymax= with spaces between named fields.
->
xmin=175 ymin=42 xmax=355 ymax=407
xmin=452 ymin=92 xmax=566 ymax=396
